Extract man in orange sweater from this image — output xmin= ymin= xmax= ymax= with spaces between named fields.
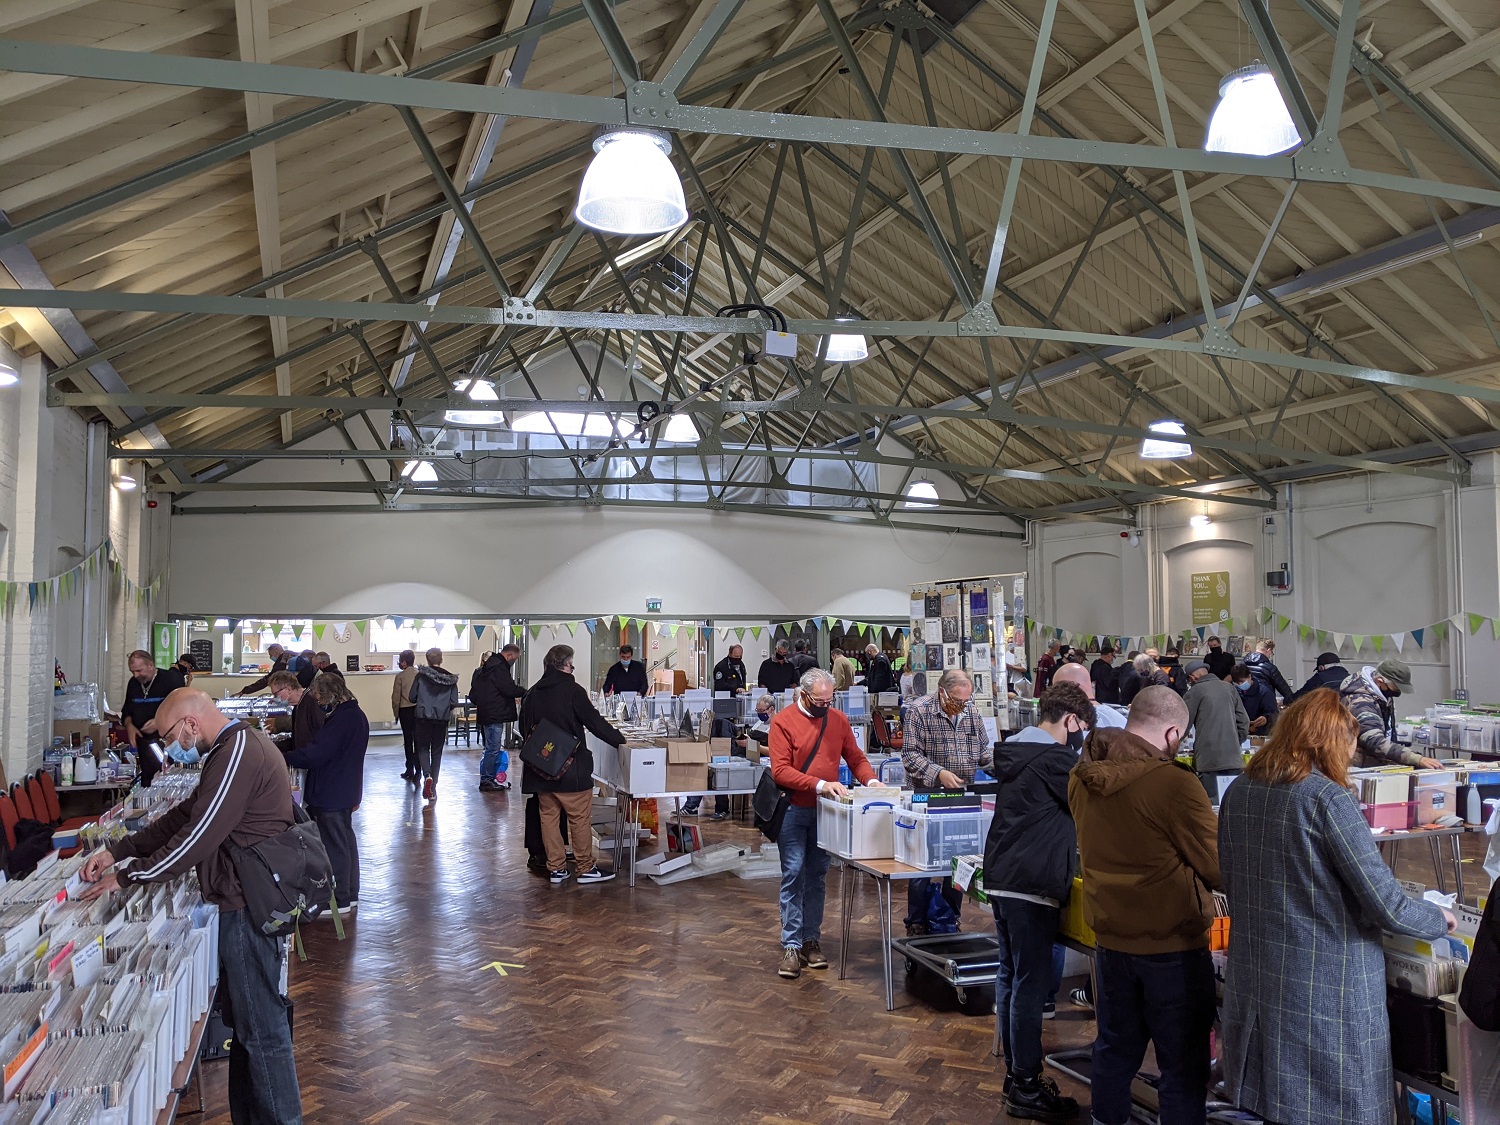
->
xmin=770 ymin=668 xmax=877 ymax=979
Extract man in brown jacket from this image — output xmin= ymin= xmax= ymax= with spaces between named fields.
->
xmin=1069 ymin=686 xmax=1220 ymax=1125
xmin=80 ymin=689 xmax=303 ymax=1124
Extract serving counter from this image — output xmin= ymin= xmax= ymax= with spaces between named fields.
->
xmin=190 ymin=671 xmax=403 ymax=727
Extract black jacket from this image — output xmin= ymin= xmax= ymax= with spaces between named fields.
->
xmin=519 ymin=667 xmax=625 ymax=793
xmin=1242 ymin=651 xmax=1294 ymax=702
xmin=1158 ymin=656 xmax=1189 ymax=695
xmin=290 ymin=691 xmax=327 ymax=751
xmin=1117 ymin=666 xmax=1144 ymax=706
xmin=1236 ymin=679 xmax=1278 ymax=727
xmin=470 ymin=654 xmax=524 ymax=724
xmin=1461 ymin=876 xmax=1500 ymax=1031
xmin=282 ymin=699 xmax=369 ymax=811
xmin=408 ymin=664 xmax=460 ymax=721
xmin=1292 ymin=664 xmax=1348 ymax=702
xmin=1090 ymin=658 xmax=1121 ymax=705
xmin=757 ymin=656 xmax=798 ymax=694
xmin=239 ymin=653 xmax=290 ymax=696
xmin=864 ymin=654 xmax=895 ymax=695
xmin=983 ymin=734 xmax=1077 ymax=905
xmin=789 ymin=653 xmax=818 ymax=681
xmin=712 ymin=656 xmax=748 ymax=695
xmin=1202 ymin=649 xmax=1235 ymax=681
xmin=602 ymin=660 xmax=648 ymax=695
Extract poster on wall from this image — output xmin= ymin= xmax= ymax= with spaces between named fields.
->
xmin=910 ymin=648 xmax=926 ymax=671
xmin=943 ymin=643 xmax=960 ymax=668
xmin=941 ymin=616 xmax=960 ymax=643
xmin=972 ymin=644 xmax=993 ymax=672
xmin=926 ymin=645 xmax=944 ymax=670
xmin=152 ymin=623 xmax=175 ymax=670
xmin=1191 ymin=571 xmax=1232 ymax=625
xmin=971 ymin=620 xmax=990 ymax=643
xmin=923 ymin=619 xmax=941 ymax=644
xmin=970 ymin=588 xmax=989 ymax=617
xmin=924 ymin=593 xmax=942 ymax=618
xmin=910 ymin=598 xmax=926 ymax=621
xmin=941 ymin=591 xmax=960 ymax=619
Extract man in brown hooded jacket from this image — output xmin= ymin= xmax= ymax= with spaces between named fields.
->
xmin=1069 ymin=686 xmax=1221 ymax=1125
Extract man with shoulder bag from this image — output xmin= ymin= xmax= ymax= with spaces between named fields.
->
xmin=80 ymin=688 xmax=305 ymax=1125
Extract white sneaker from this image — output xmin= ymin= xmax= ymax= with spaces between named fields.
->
xmin=576 ymin=869 xmax=615 ymax=885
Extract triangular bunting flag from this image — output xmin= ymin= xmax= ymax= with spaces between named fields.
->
xmin=1392 ymin=632 xmax=1405 ymax=652
xmin=1275 ymin=614 xmax=1290 ymax=633
xmin=1259 ymin=607 xmax=1273 ymax=624
xmin=1411 ymin=628 xmax=1424 ymax=649
xmin=1315 ymin=630 xmax=1328 ymax=647
xmin=1332 ymin=632 xmax=1346 ymax=650
xmin=312 ymin=623 xmax=326 ymax=642
xmin=1351 ymin=635 xmax=1366 ymax=653
xmin=1298 ymin=624 xmax=1312 ymax=641
xmin=473 ymin=624 xmax=485 ymax=639
xmin=392 ymin=616 xmax=406 ymax=628
xmin=1471 ymin=613 xmax=1488 ymax=636
xmin=1433 ymin=621 xmax=1448 ymax=641
xmin=751 ymin=626 xmax=763 ymax=639
xmin=1372 ymin=635 xmax=1385 ymax=654
xmin=735 ymin=627 xmax=746 ymax=641
xmin=455 ymin=623 xmax=466 ymax=640
xmin=355 ymin=620 xmax=368 ymax=635
xmin=584 ymin=620 xmax=596 ymax=634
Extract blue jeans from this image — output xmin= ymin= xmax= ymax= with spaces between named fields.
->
xmin=480 ymin=722 xmax=511 ymax=781
xmin=993 ymin=896 xmax=1060 ymax=1078
xmin=1045 ymin=943 xmax=1067 ymax=1004
xmin=1092 ymin=946 xmax=1216 ymax=1125
xmin=219 ymin=906 xmax=302 ymax=1124
xmin=778 ymin=805 xmax=828 ymax=948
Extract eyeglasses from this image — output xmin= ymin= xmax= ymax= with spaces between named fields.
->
xmin=161 ymin=715 xmax=189 ymax=744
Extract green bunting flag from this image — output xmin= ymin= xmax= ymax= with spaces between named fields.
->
xmin=528 ymin=624 xmax=542 ymax=640
xmin=354 ymin=620 xmax=367 ymax=635
xmin=1433 ymin=621 xmax=1448 ymax=642
xmin=455 ymin=623 xmax=466 ymax=640
xmin=1471 ymin=613 xmax=1488 ymax=636
xmin=1275 ymin=613 xmax=1290 ymax=633
xmin=751 ymin=626 xmax=763 ymax=639
xmin=1372 ymin=635 xmax=1385 ymax=654
xmin=312 ymin=623 xmax=326 ymax=642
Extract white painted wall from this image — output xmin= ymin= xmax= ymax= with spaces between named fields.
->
xmin=169 ymin=505 xmax=1023 ymax=620
xmin=1026 ymin=457 xmax=1500 ymax=717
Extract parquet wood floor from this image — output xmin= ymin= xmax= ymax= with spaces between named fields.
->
xmin=197 ymin=736 xmax=1487 ymax=1123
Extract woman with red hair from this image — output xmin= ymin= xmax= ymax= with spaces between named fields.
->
xmin=1218 ymin=688 xmax=1455 ymax=1125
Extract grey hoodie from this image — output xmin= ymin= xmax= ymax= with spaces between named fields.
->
xmin=409 ymin=664 xmax=460 ymax=722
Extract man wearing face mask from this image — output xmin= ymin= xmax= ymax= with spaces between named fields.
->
xmin=985 ymin=682 xmax=1097 ymax=1122
xmin=266 ymin=671 xmax=326 ymax=752
xmin=121 ymin=649 xmax=187 ymax=787
xmin=769 ymin=669 xmax=877 ymax=980
xmin=901 ymin=670 xmax=994 ymax=935
xmin=1069 ymin=687 xmax=1221 ymax=1125
xmin=757 ymin=640 xmax=798 ymax=694
xmin=1339 ymin=658 xmax=1442 ymax=768
xmin=79 ymin=689 xmax=303 ymax=1124
xmin=602 ymin=645 xmax=649 ymax=696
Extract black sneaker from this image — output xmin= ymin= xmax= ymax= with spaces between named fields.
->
xmin=548 ymin=870 xmax=570 ymax=886
xmin=527 ymin=855 xmax=548 ymax=877
xmin=1042 ymin=1001 xmax=1056 ymax=1020
xmin=479 ymin=779 xmax=503 ymax=792
xmin=708 ymin=812 xmax=728 ymax=822
xmin=1004 ymin=1075 xmax=1078 ymax=1122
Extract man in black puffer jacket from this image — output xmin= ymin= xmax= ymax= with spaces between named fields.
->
xmin=471 ymin=644 xmax=525 ymax=793
xmin=1242 ymin=640 xmax=1295 ymax=730
xmin=520 ymin=644 xmax=627 ymax=886
xmin=985 ymin=682 xmax=1097 ymax=1123
xmin=1290 ymin=651 xmax=1348 ymax=702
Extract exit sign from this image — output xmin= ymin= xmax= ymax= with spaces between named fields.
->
xmin=646 ymin=598 xmax=662 ymax=612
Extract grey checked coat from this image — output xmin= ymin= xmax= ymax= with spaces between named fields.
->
xmin=1219 ymin=771 xmax=1447 ymax=1125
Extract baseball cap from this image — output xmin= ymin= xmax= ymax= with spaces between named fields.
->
xmin=1315 ymin=651 xmax=1340 ymax=667
xmin=1185 ymin=660 xmax=1209 ymax=676
xmin=1375 ymin=658 xmax=1413 ymax=689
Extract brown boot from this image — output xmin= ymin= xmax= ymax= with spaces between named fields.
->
xmin=778 ymin=947 xmax=802 ymax=979
xmin=799 ymin=941 xmax=829 ymax=970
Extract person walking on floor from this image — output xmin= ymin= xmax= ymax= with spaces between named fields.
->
xmin=770 ymin=668 xmax=876 ymax=979
xmin=985 ymin=681 xmax=1096 ymax=1122
xmin=409 ymin=647 xmax=459 ymax=801
xmin=79 ymin=689 xmax=304 ymax=1125
xmin=392 ymin=649 xmax=419 ymax=782
xmin=900 ymin=669 xmax=993 ymax=936
xmin=520 ymin=644 xmax=626 ymax=886
xmin=471 ymin=644 xmax=525 ymax=792
xmin=1070 ymin=687 xmax=1220 ymax=1125
xmin=281 ymin=672 xmax=368 ymax=917
xmin=1183 ymin=659 xmax=1249 ymax=801
xmin=1218 ymin=689 xmax=1454 ymax=1125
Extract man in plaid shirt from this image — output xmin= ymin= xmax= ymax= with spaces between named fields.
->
xmin=901 ymin=669 xmax=994 ymax=934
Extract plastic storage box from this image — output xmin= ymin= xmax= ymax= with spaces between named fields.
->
xmin=1363 ymin=801 xmax=1417 ymax=830
xmin=817 ymin=797 xmax=897 ymax=860
xmin=893 ymin=808 xmax=992 ymax=870
xmin=709 ymin=761 xmax=755 ymax=790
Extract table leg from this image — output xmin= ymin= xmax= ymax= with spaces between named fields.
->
xmin=627 ymin=799 xmax=641 ymax=889
xmin=880 ymin=876 xmax=895 ymax=1012
xmin=1428 ymin=835 xmax=1448 ymax=895
xmin=1452 ymin=833 xmax=1467 ymax=904
xmin=838 ymin=863 xmax=852 ymax=981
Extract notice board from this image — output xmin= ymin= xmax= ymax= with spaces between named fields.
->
xmin=1191 ymin=571 xmax=1231 ymax=625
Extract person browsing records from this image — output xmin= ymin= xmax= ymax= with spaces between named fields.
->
xmin=602 ymin=645 xmax=648 ymax=695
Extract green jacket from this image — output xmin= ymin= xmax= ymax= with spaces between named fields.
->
xmin=1338 ymin=671 xmax=1424 ymax=767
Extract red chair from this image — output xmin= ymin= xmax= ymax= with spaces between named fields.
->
xmin=25 ymin=777 xmax=46 ymax=824
xmin=0 ymin=795 xmax=16 ymax=850
xmin=12 ymin=783 xmax=36 ymax=822
xmin=34 ymin=772 xmax=90 ymax=831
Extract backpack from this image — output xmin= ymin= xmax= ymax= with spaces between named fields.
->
xmin=228 ymin=803 xmax=339 ymax=957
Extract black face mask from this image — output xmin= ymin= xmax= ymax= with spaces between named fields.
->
xmin=803 ymin=693 xmax=830 ymax=718
xmin=1067 ymin=729 xmax=1086 ymax=753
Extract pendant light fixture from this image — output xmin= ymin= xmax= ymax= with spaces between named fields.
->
xmin=574 ymin=127 xmax=688 ymax=237
xmin=1204 ymin=63 xmax=1301 ymax=156
xmin=904 ymin=479 xmax=939 ymax=508
xmin=444 ymin=377 xmax=506 ymax=426
xmin=1190 ymin=509 xmax=1212 ymax=528
xmin=401 ymin=460 xmax=439 ymax=482
xmin=662 ymin=413 xmax=700 ymax=443
xmin=1140 ymin=419 xmax=1193 ymax=460
xmin=824 ymin=317 xmax=868 ymax=364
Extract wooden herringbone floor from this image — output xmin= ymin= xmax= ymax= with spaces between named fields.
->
xmin=198 ymin=736 xmax=1487 ymax=1124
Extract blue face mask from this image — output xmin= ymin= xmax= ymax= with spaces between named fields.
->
xmin=620 ymin=659 xmax=631 ymax=667
xmin=164 ymin=740 xmax=200 ymax=765
xmin=1236 ymin=681 xmax=1251 ymax=692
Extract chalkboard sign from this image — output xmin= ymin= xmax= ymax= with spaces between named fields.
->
xmin=188 ymin=640 xmax=214 ymax=671
xmin=346 ymin=655 xmax=361 ymax=672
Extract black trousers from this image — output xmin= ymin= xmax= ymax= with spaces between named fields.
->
xmin=414 ymin=718 xmax=448 ymax=780
xmin=309 ymin=807 xmax=358 ymax=908
xmin=397 ymin=709 xmax=418 ymax=775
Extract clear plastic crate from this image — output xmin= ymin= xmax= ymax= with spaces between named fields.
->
xmin=893 ymin=808 xmax=993 ymax=870
xmin=816 ymin=797 xmax=897 ymax=859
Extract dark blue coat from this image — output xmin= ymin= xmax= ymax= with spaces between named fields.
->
xmin=282 ymin=699 xmax=368 ymax=811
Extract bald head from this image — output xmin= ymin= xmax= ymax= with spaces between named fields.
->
xmin=1052 ymin=662 xmax=1095 ymax=700
xmin=1125 ymin=685 xmax=1189 ymax=755
xmin=154 ymin=688 xmax=231 ymax=750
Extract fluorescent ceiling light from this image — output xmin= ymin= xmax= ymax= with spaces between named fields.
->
xmin=512 ymin=410 xmax=623 ymax=438
xmin=662 ymin=414 xmax=700 ymax=443
xmin=0 ymin=362 xmax=17 ymax=387
xmin=1204 ymin=63 xmax=1300 ymax=157
xmin=402 ymin=460 xmax=439 ymax=482
xmin=904 ymin=479 xmax=939 ymax=508
xmin=1190 ymin=513 xmax=1213 ymax=528
xmin=1301 ymin=230 xmax=1485 ymax=298
xmin=114 ymin=473 xmax=138 ymax=492
xmin=444 ymin=377 xmax=506 ymax=426
xmin=825 ymin=319 xmax=868 ymax=364
xmin=575 ymin=127 xmax=688 ymax=237
xmin=1140 ymin=419 xmax=1193 ymax=460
